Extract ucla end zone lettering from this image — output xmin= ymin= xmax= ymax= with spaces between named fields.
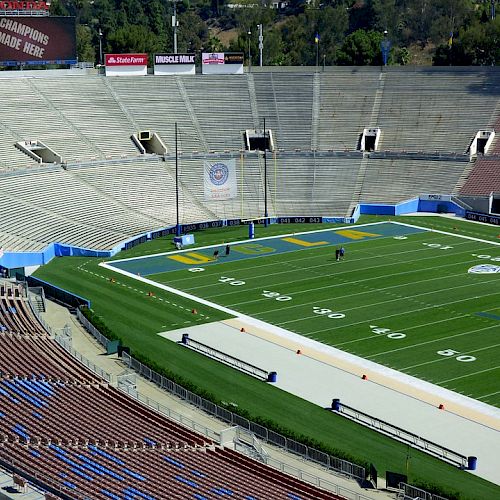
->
xmin=107 ymin=222 xmax=427 ymax=277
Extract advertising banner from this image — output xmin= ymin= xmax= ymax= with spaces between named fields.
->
xmin=0 ymin=1 xmax=50 ymax=13
xmin=154 ymin=53 xmax=195 ymax=75
xmin=105 ymin=53 xmax=148 ymax=76
xmin=420 ymin=194 xmax=452 ymax=201
xmin=201 ymin=52 xmax=243 ymax=75
xmin=204 ymin=160 xmax=237 ymax=201
xmin=0 ymin=16 xmax=76 ymax=66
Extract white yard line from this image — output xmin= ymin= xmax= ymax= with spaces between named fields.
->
xmin=100 ymin=221 xmax=500 ymax=425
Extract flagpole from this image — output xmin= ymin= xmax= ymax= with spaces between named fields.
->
xmin=315 ymin=32 xmax=320 ymax=70
xmin=263 ymin=117 xmax=268 ymax=227
xmin=175 ymin=122 xmax=180 ymax=237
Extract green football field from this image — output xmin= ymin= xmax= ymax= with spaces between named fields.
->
xmin=34 ymin=216 xmax=500 ymax=498
xmin=108 ymin=221 xmax=500 ymax=408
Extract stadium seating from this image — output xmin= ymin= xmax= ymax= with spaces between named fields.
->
xmin=0 ymin=281 xmax=344 ymax=499
xmin=0 ymin=67 xmax=499 ymax=253
xmin=459 ymin=159 xmax=500 ymax=196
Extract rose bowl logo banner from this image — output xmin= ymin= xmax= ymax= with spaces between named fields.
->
xmin=468 ymin=264 xmax=500 ymax=274
xmin=202 ymin=52 xmax=225 ymax=65
xmin=105 ymin=53 xmax=148 ymax=66
xmin=204 ymin=160 xmax=237 ymax=201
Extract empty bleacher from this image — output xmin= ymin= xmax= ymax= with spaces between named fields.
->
xmin=459 ymin=159 xmax=500 ymax=196
xmin=377 ymin=67 xmax=500 ymax=154
xmin=317 ymin=68 xmax=380 ymax=151
xmin=0 ymin=67 xmax=499 ymax=253
xmin=359 ymin=158 xmax=469 ymax=204
xmin=0 ymin=281 xmax=344 ymax=499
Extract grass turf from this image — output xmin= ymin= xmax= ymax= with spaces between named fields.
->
xmin=146 ymin=221 xmax=500 ymax=407
xmin=33 ymin=216 xmax=500 ymax=499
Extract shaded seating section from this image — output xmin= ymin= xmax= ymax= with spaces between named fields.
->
xmin=0 ymin=444 xmax=343 ymax=500
xmin=459 ymin=159 xmax=500 ymax=196
xmin=359 ymin=158 xmax=468 ymax=204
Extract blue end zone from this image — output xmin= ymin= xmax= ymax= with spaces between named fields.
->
xmin=107 ymin=222 xmax=428 ymax=277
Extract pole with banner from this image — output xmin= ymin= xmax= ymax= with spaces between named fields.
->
xmin=380 ymin=30 xmax=391 ymax=67
xmin=264 ymin=117 xmax=268 ymax=227
xmin=175 ymin=122 xmax=181 ymax=237
xmin=315 ymin=32 xmax=320 ymax=68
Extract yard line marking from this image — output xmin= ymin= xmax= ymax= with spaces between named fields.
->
xmin=230 ymin=267 xmax=496 ymax=310
xmin=402 ymin=343 xmax=500 ymax=370
xmin=477 ymin=391 xmax=500 ymax=400
xmin=437 ymin=366 xmax=500 ymax=384
xmin=364 ymin=320 xmax=500 ymax=357
xmin=275 ymin=286 xmax=500 ymax=327
xmin=284 ymin=291 xmax=500 ymax=336
xmin=179 ymin=239 xmax=482 ymax=292
xmin=187 ymin=243 xmax=494 ymax=300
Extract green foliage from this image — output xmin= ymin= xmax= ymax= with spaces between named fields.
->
xmin=337 ymin=29 xmax=384 ymax=65
xmin=76 ymin=24 xmax=96 ymax=62
xmin=80 ymin=306 xmax=120 ymax=341
xmin=62 ymin=0 xmax=499 ymax=66
xmin=411 ymin=478 xmax=461 ymax=500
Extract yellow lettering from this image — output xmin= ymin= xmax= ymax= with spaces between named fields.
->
xmin=168 ymin=252 xmax=213 ymax=265
xmin=336 ymin=229 xmax=380 ymax=240
xmin=282 ymin=237 xmax=328 ymax=247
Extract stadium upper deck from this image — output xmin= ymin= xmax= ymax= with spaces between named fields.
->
xmin=0 ymin=66 xmax=498 ymax=253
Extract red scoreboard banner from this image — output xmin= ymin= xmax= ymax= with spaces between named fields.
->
xmin=105 ymin=53 xmax=148 ymax=66
xmin=0 ymin=1 xmax=50 ymax=11
xmin=0 ymin=16 xmax=76 ymax=65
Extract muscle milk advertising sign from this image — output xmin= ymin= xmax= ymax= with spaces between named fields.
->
xmin=154 ymin=53 xmax=195 ymax=75
xmin=105 ymin=53 xmax=148 ymax=76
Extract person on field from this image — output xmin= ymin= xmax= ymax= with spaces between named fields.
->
xmin=213 ymin=249 xmax=219 ymax=260
xmin=225 ymin=244 xmax=230 ymax=256
xmin=340 ymin=246 xmax=345 ymax=260
xmin=335 ymin=248 xmax=340 ymax=262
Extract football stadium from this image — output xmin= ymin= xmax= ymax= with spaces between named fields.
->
xmin=1 ymin=7 xmax=500 ymax=500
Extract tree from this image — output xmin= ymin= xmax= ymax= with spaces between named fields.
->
xmin=336 ymin=29 xmax=384 ymax=65
xmin=76 ymin=24 xmax=96 ymax=62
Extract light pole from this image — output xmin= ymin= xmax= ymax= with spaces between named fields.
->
xmin=173 ymin=1 xmax=178 ymax=53
xmin=247 ymin=31 xmax=252 ymax=73
xmin=98 ymin=28 xmax=103 ymax=66
xmin=257 ymin=24 xmax=263 ymax=67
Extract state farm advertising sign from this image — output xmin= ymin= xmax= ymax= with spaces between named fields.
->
xmin=105 ymin=53 xmax=148 ymax=66
xmin=105 ymin=53 xmax=148 ymax=76
xmin=0 ymin=16 xmax=76 ymax=66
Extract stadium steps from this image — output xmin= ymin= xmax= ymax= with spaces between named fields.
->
xmin=311 ymin=73 xmax=320 ymax=151
xmin=247 ymin=73 xmax=260 ymax=129
xmin=67 ymin=166 xmax=168 ymax=228
xmin=25 ymin=78 xmax=102 ymax=163
xmin=453 ymin=159 xmax=476 ymax=194
xmin=102 ymin=76 xmax=143 ymax=140
xmin=176 ymin=77 xmax=210 ymax=152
